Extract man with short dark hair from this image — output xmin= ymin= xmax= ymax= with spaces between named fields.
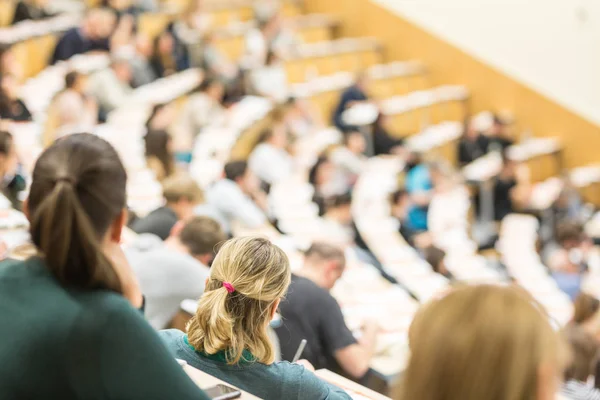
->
xmin=127 ymin=216 xmax=227 ymax=329
xmin=202 ymin=161 xmax=268 ymax=234
xmin=276 ymin=242 xmax=380 ymax=380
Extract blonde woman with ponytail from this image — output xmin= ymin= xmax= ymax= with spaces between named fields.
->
xmin=394 ymin=284 xmax=567 ymax=400
xmin=161 ymin=236 xmax=352 ymax=400
xmin=0 ymin=134 xmax=209 ymax=399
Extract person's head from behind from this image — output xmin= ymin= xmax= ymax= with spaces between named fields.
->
xmin=224 ymin=160 xmax=259 ymax=195
xmin=463 ymin=117 xmax=480 ymax=140
xmin=198 ymin=77 xmax=225 ymax=103
xmin=490 ymin=114 xmax=508 ymax=138
xmin=556 ymin=221 xmax=585 ymax=251
xmin=172 ymin=216 xmax=226 ymax=266
xmin=397 ymin=284 xmax=565 ymax=400
xmin=563 ymin=325 xmax=599 ymax=383
xmin=144 ymin=128 xmax=174 ymax=178
xmin=343 ymin=130 xmax=366 ymax=155
xmin=187 ymin=237 xmax=291 ymax=364
xmin=302 ymin=242 xmax=346 ymax=291
xmin=423 ymin=246 xmax=449 ymax=278
xmin=572 ymin=293 xmax=600 ymax=325
xmin=85 ymin=8 xmax=117 ymax=40
xmin=389 ymin=188 xmax=410 ymax=219
xmin=65 ymin=71 xmax=87 ymax=93
xmin=162 ymin=174 xmax=203 ymax=219
xmin=0 ymin=131 xmax=17 ymax=180
xmin=325 ymin=192 xmax=353 ymax=225
xmin=258 ymin=126 xmax=288 ymax=149
xmin=25 ymin=133 xmax=127 ymax=293
xmin=308 ymin=155 xmax=335 ymax=189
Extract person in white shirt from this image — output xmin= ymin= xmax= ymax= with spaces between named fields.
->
xmin=178 ymin=77 xmax=225 ymax=145
xmin=248 ymin=125 xmax=293 ymax=186
xmin=250 ymin=51 xmax=288 ymax=102
xmin=127 ymin=216 xmax=227 ymax=330
xmin=88 ymin=57 xmax=132 ymax=114
xmin=330 ymin=130 xmax=367 ymax=190
xmin=203 ymin=160 xmax=269 ymax=234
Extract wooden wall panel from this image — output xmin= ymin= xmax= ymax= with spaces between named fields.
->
xmin=304 ymin=0 xmax=600 ymax=169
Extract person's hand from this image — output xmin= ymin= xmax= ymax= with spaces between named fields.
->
xmin=295 ymin=359 xmax=315 ymax=372
xmin=103 ymin=241 xmax=143 ymax=308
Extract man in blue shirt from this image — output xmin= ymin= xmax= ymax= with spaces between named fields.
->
xmin=332 ymin=72 xmax=370 ymax=131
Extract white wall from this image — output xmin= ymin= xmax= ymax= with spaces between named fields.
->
xmin=372 ymin=0 xmax=600 ymax=126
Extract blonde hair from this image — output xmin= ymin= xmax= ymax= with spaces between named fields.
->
xmin=187 ymin=237 xmax=291 ymax=365
xmin=396 ymin=284 xmax=565 ymax=400
xmin=162 ymin=173 xmax=204 ymax=204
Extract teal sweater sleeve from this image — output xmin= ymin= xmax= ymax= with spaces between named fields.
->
xmin=297 ymin=367 xmax=353 ymax=400
xmin=66 ymin=296 xmax=210 ymax=400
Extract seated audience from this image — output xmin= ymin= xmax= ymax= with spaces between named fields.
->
xmin=321 ymin=193 xmax=355 ymax=245
xmin=309 ymin=155 xmax=346 ymax=216
xmin=145 ymin=103 xmax=177 ymax=180
xmin=394 ymin=284 xmax=565 ymax=400
xmin=202 ymin=161 xmax=268 ymax=234
xmin=179 ymin=78 xmax=225 ymax=142
xmin=0 ymin=73 xmax=32 ymax=122
xmin=88 ymin=57 xmax=133 ymax=115
xmin=332 ymin=72 xmax=371 ymax=131
xmin=127 ymin=216 xmax=226 ymax=330
xmin=561 ymin=326 xmax=600 ymax=400
xmin=389 ymin=189 xmax=431 ymax=249
xmin=160 ymin=237 xmax=351 ymax=399
xmin=250 ymin=51 xmax=288 ymax=102
xmin=131 ymin=174 xmax=203 ymax=240
xmin=150 ymin=30 xmax=184 ymax=78
xmin=248 ymin=127 xmax=294 ymax=186
xmin=128 ymin=34 xmax=158 ymax=88
xmin=283 ymin=97 xmax=322 ymax=137
xmin=404 ymin=154 xmax=435 ymax=231
xmin=51 ymin=8 xmax=117 ymax=64
xmin=492 ymin=152 xmax=529 ymax=221
xmin=202 ymin=32 xmax=239 ymax=86
xmin=486 ymin=114 xmax=514 ymax=152
xmin=330 ymin=130 xmax=367 ymax=189
xmin=458 ymin=118 xmax=489 ymax=165
xmin=372 ymin=113 xmax=405 ymax=156
xmin=0 ymin=133 xmax=210 ymax=399
xmin=276 ymin=243 xmax=379 ymax=380
xmin=12 ymin=0 xmax=53 ymax=25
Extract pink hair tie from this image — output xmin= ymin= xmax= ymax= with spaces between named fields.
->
xmin=222 ymin=282 xmax=235 ymax=294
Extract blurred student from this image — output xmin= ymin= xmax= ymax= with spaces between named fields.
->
xmin=51 ymin=8 xmax=117 ymax=64
xmin=161 ymin=237 xmax=351 ymax=400
xmin=131 ymin=174 xmax=203 ymax=240
xmin=276 ymin=243 xmax=380 ymax=380
xmin=88 ymin=57 xmax=132 ymax=115
xmin=179 ymin=78 xmax=225 ymax=141
xmin=309 ymin=155 xmax=346 ymax=216
xmin=457 ymin=118 xmax=489 ymax=165
xmin=283 ymin=97 xmax=322 ymax=137
xmin=389 ymin=189 xmax=431 ymax=249
xmin=395 ymin=284 xmax=565 ymax=400
xmin=0 ymin=131 xmax=23 ymax=208
xmin=12 ymin=0 xmax=53 ymax=25
xmin=561 ymin=326 xmax=600 ymax=400
xmin=404 ymin=154 xmax=436 ymax=231
xmin=423 ymin=246 xmax=452 ymax=279
xmin=203 ymin=161 xmax=268 ymax=234
xmin=128 ymin=34 xmax=158 ymax=88
xmin=248 ymin=126 xmax=293 ymax=186
xmin=150 ymin=30 xmax=183 ymax=78
xmin=332 ymin=72 xmax=371 ymax=131
xmin=0 ymin=44 xmax=22 ymax=78
xmin=492 ymin=152 xmax=531 ymax=221
xmin=0 ymin=133 xmax=210 ymax=399
xmin=487 ymin=114 xmax=514 ymax=152
xmin=127 ymin=216 xmax=226 ymax=329
xmin=372 ymin=113 xmax=405 ymax=156
xmin=572 ymin=293 xmax=600 ymax=326
xmin=0 ymin=74 xmax=32 ymax=122
xmin=330 ymin=130 xmax=367 ymax=190
xmin=202 ymin=32 xmax=239 ymax=86
xmin=145 ymin=103 xmax=177 ymax=180
xmin=250 ymin=51 xmax=288 ymax=102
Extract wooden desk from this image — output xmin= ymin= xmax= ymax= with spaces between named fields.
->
xmin=184 ymin=365 xmax=262 ymax=399
xmin=315 ymin=369 xmax=392 ymax=400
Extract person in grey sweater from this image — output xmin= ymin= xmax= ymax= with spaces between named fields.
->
xmin=127 ymin=216 xmax=227 ymax=330
xmin=160 ymin=237 xmax=351 ymax=400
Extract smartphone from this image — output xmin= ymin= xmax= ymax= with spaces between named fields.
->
xmin=204 ymin=384 xmax=242 ymax=400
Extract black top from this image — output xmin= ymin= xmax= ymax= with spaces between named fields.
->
xmin=12 ymin=1 xmax=53 ymax=24
xmin=332 ymin=85 xmax=368 ymax=130
xmin=0 ymin=257 xmax=209 ymax=399
xmin=493 ymin=176 xmax=516 ymax=221
xmin=51 ymin=28 xmax=110 ymax=64
xmin=373 ymin=125 xmax=404 ymax=156
xmin=0 ymin=99 xmax=32 ymax=122
xmin=488 ymin=136 xmax=514 ymax=152
xmin=276 ymin=275 xmax=357 ymax=375
xmin=130 ymin=206 xmax=178 ymax=240
xmin=458 ymin=135 xmax=489 ymax=165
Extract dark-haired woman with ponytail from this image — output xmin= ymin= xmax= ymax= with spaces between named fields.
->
xmin=0 ymin=133 xmax=209 ymax=399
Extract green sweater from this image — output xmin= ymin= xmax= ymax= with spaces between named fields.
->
xmin=160 ymin=329 xmax=353 ymax=400
xmin=0 ymin=257 xmax=209 ymax=400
